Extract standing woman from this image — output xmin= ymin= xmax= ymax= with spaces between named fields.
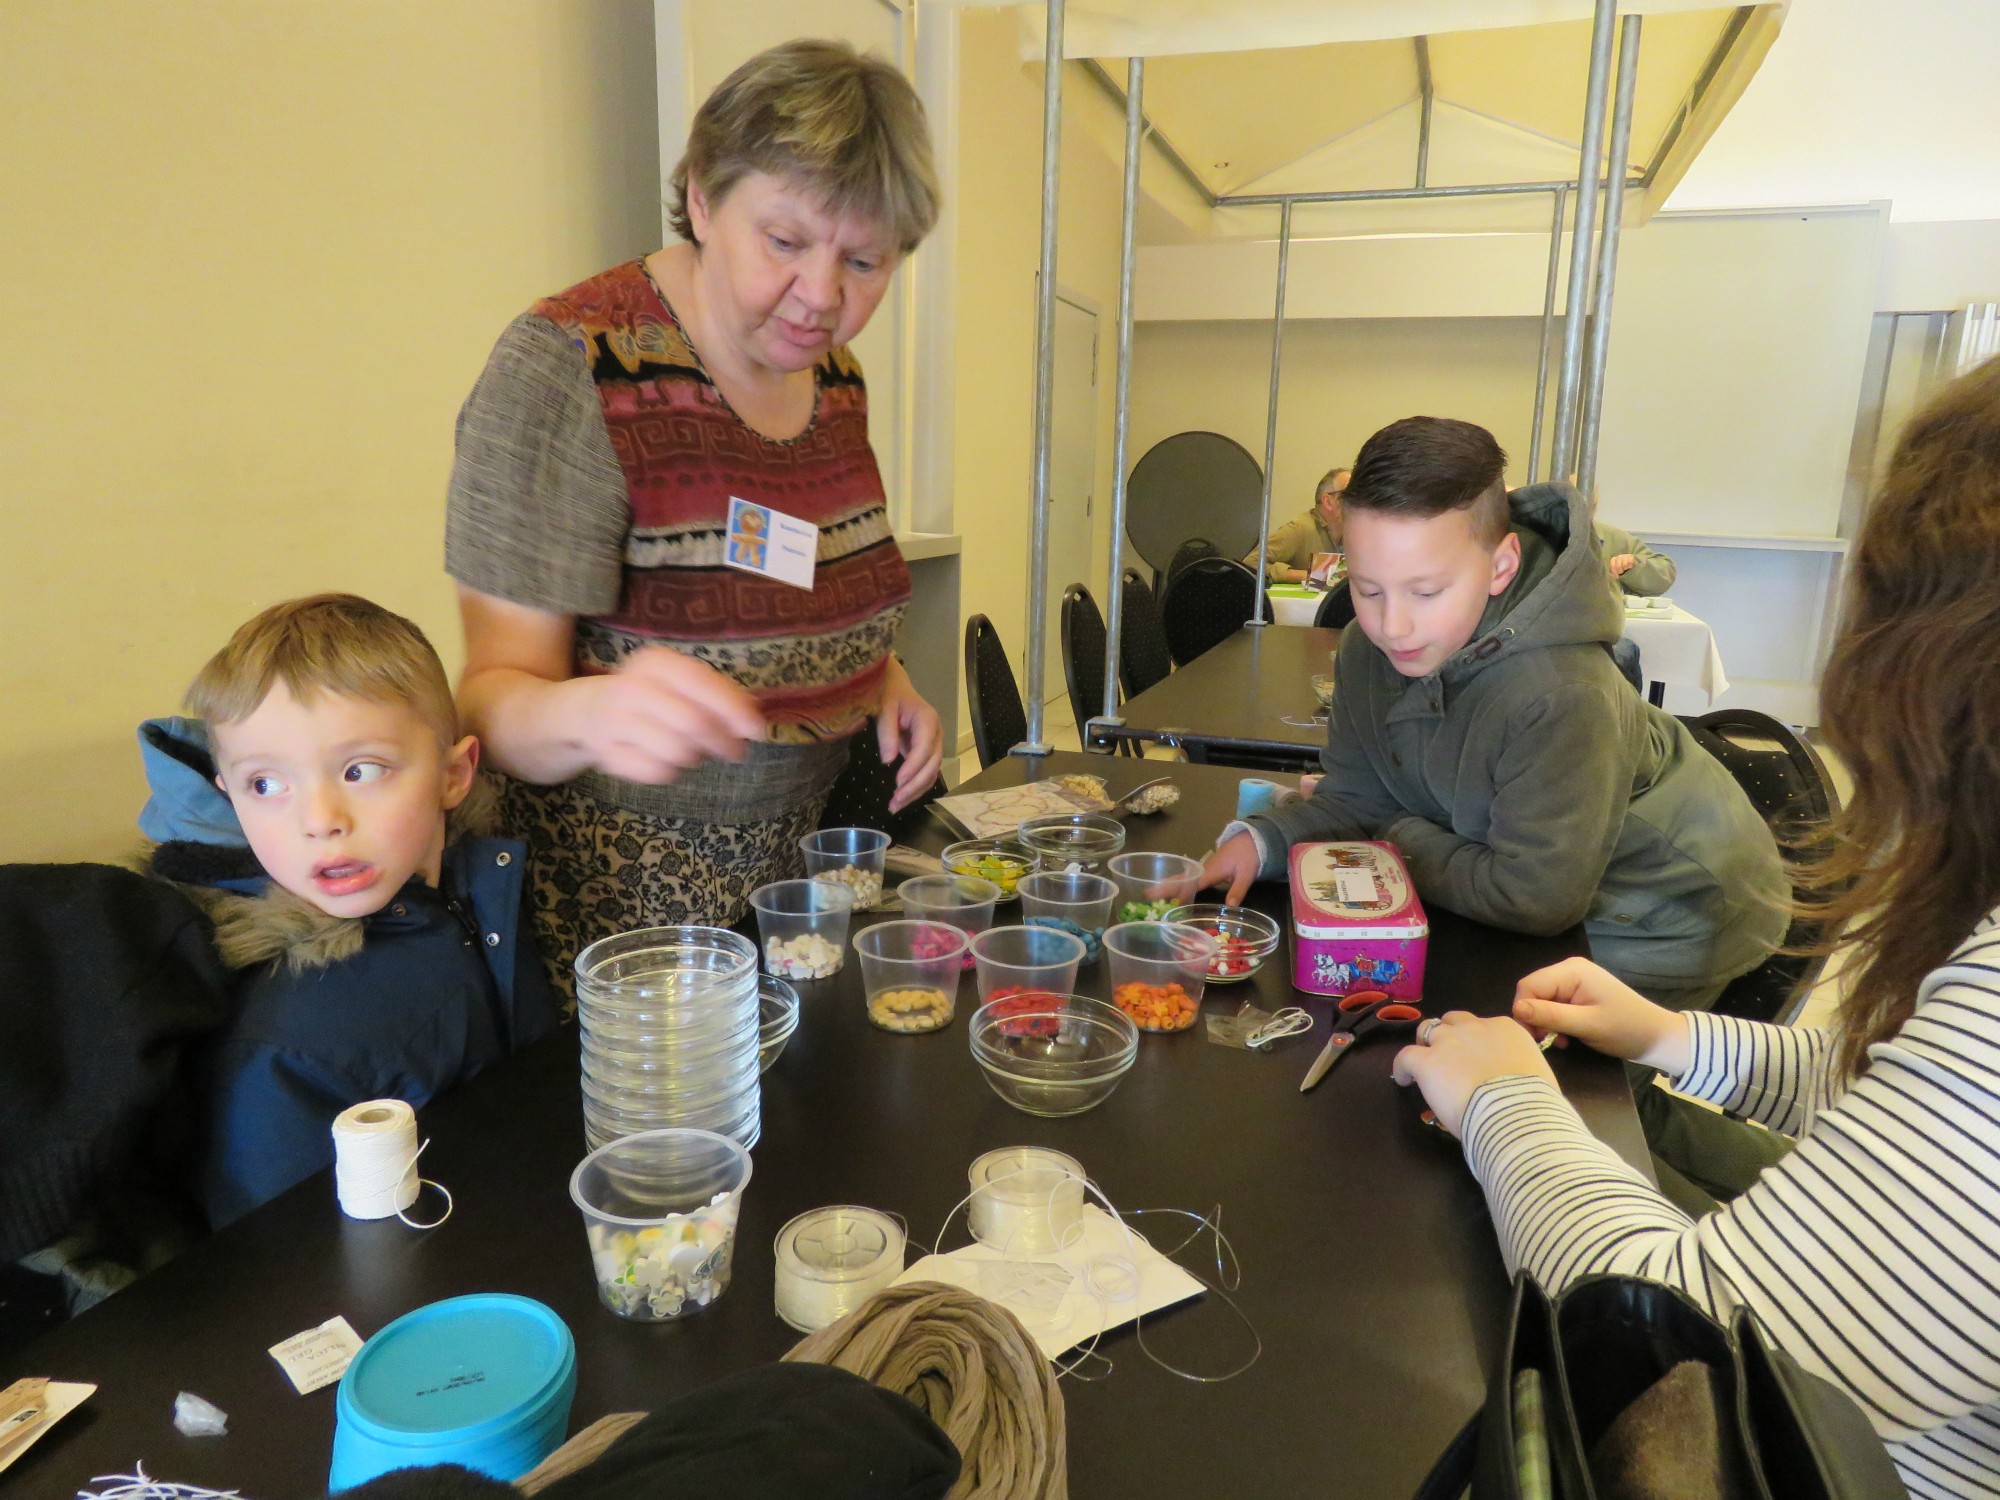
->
xmin=1394 ymin=355 xmax=2000 ymax=1496
xmin=446 ymin=41 xmax=942 ymax=981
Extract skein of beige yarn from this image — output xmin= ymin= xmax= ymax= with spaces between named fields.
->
xmin=786 ymin=1280 xmax=1068 ymax=1500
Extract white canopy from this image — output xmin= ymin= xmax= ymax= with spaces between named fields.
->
xmin=928 ymin=1 xmax=1785 ymax=236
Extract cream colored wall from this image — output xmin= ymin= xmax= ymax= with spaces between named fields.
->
xmin=0 ymin=1 xmax=661 ymax=862
xmin=951 ymin=17 xmax=1129 ymax=744
xmin=1128 ymin=317 xmax=1547 ymax=539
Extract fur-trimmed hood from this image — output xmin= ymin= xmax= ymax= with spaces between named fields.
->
xmin=135 ymin=716 xmax=500 ymax=974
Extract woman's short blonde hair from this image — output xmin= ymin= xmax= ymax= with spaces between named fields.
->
xmin=669 ymin=38 xmax=939 ymax=254
xmin=187 ymin=593 xmax=459 ymax=748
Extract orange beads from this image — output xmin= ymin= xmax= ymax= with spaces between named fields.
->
xmin=1112 ymin=980 xmax=1199 ymax=1033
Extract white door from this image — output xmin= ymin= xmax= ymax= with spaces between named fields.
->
xmin=1045 ymin=295 xmax=1098 ymax=709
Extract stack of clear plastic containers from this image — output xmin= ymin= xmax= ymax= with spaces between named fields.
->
xmin=574 ymin=927 xmax=761 ymax=1152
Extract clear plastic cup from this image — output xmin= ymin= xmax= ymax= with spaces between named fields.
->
xmin=569 ymin=1127 xmax=753 ymax=1320
xmin=897 ymin=874 xmax=1000 ymax=970
xmin=1102 ymin=920 xmax=1220 ymax=1033
xmin=853 ymin=919 xmax=968 ymax=1034
xmin=1017 ymin=813 xmax=1126 ymax=875
xmin=749 ymin=879 xmax=855 ymax=981
xmin=800 ymin=827 xmax=891 ymax=909
xmin=1017 ymin=871 xmax=1117 ymax=962
xmin=1108 ymin=851 xmax=1207 ymax=925
xmin=969 ymin=924 xmax=1086 ymax=1005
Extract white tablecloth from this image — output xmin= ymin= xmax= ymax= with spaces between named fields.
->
xmin=1623 ymin=604 xmax=1729 ymax=707
xmin=1269 ymin=591 xmax=1322 ymax=627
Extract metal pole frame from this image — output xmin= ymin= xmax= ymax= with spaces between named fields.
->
xmin=1576 ymin=14 xmax=1642 ymax=497
xmin=1527 ymin=183 xmax=1568 ymax=484
xmin=1549 ymin=0 xmax=1618 ymax=485
xmin=1015 ymin=0 xmax=1064 ymax=759
xmin=1249 ymin=198 xmax=1294 ymax=626
xmin=1096 ymin=56 xmax=1144 ymax=740
xmin=1413 ymin=36 xmax=1434 ymax=189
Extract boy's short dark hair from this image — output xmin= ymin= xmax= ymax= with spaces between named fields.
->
xmin=1344 ymin=417 xmax=1511 ymax=547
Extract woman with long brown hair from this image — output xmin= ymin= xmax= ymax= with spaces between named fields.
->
xmin=1394 ymin=355 xmax=2000 ymax=1499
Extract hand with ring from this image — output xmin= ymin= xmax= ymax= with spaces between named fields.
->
xmin=1392 ymin=1011 xmax=1556 ymax=1138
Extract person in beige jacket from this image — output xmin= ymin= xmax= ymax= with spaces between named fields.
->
xmin=1246 ymin=467 xmax=1348 ymax=583
xmin=1595 ymin=519 xmax=1676 ymax=595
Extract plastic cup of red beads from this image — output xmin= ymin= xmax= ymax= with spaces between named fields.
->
xmin=749 ymin=879 xmax=855 ymax=982
xmin=1161 ymin=903 xmax=1283 ymax=985
xmin=569 ymin=1127 xmax=752 ymax=1321
xmin=854 ymin=919 xmax=968 ymax=1034
xmin=969 ymin=924 xmax=1087 ymax=1007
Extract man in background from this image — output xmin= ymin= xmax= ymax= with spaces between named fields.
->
xmin=1248 ymin=467 xmax=1349 ymax=583
xmin=1595 ymin=519 xmax=1676 ymax=596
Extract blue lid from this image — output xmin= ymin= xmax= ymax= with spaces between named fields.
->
xmin=336 ymin=1294 xmax=575 ymax=1446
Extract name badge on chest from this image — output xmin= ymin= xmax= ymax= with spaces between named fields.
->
xmin=723 ymin=496 xmax=818 ymax=591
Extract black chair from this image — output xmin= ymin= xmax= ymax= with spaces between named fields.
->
xmin=1158 ymin=557 xmax=1269 ymax=667
xmin=1118 ymin=567 xmax=1174 ymax=698
xmin=818 ymin=720 xmax=948 ymax=842
xmin=1059 ymin=584 xmax=1128 ymax=755
xmin=963 ymin=614 xmax=1027 ymax=770
xmin=1312 ymin=580 xmax=1355 ymax=629
xmin=1160 ymin=537 xmax=1220 ymax=594
xmin=1681 ymin=709 xmax=1842 ymax=1025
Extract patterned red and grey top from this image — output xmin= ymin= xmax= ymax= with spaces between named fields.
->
xmin=446 ymin=259 xmax=911 ymax=744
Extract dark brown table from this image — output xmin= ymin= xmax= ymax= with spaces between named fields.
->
xmin=1096 ymin=626 xmax=1338 ymax=767
xmin=0 ymin=755 xmax=1638 ymax=1500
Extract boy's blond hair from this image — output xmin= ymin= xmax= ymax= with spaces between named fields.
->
xmin=187 ymin=594 xmax=458 ymax=747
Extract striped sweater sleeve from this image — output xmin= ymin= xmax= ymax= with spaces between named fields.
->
xmin=1460 ymin=913 xmax=2000 ymax=1498
xmin=1669 ymin=1010 xmax=1841 ymax=1138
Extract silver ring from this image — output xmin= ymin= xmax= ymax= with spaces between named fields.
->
xmin=1418 ymin=1017 xmax=1442 ymax=1046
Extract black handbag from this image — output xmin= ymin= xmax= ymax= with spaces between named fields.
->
xmin=1414 ymin=1273 xmax=1907 ymax=1500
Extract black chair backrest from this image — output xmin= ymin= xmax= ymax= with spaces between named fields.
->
xmin=1682 ymin=709 xmax=1842 ymax=1025
xmin=1313 ymin=580 xmax=1355 ymax=630
xmin=1118 ymin=567 xmax=1174 ymax=698
xmin=818 ymin=721 xmax=948 ymax=841
xmin=1059 ymin=584 xmax=1120 ymax=754
xmin=1162 ymin=537 xmax=1220 ymax=593
xmin=1159 ymin=557 xmax=1269 ymax=667
xmin=963 ymin=614 xmax=1027 ymax=770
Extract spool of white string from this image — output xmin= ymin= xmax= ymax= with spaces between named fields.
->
xmin=331 ymin=1100 xmax=449 ymax=1226
xmin=773 ymin=1205 xmax=905 ymax=1333
xmin=967 ymin=1146 xmax=1086 ymax=1255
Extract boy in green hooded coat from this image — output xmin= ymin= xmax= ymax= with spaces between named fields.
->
xmin=1203 ymin=416 xmax=1785 ymax=1010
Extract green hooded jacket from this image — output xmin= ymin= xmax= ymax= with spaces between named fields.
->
xmin=1243 ymin=483 xmax=1787 ymax=992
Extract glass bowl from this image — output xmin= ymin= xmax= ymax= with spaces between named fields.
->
xmin=1162 ymin=904 xmax=1284 ymax=985
xmin=1311 ymin=674 xmax=1335 ymax=707
xmin=1015 ymin=814 xmax=1126 ymax=875
xmin=757 ymin=975 xmax=800 ymax=1072
xmin=941 ymin=838 xmax=1034 ymax=899
xmin=968 ymin=993 xmax=1139 ymax=1117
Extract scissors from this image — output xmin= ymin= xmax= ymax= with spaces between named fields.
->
xmin=1299 ymin=990 xmax=1424 ymax=1093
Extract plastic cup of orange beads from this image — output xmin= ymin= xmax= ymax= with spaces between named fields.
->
xmin=1101 ymin=921 xmax=1219 ymax=1033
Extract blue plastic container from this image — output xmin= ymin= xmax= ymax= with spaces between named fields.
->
xmin=329 ymin=1294 xmax=576 ymax=1491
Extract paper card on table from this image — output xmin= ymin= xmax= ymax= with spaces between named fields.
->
xmin=0 ymin=1379 xmax=95 ymax=1475
xmin=269 ymin=1315 xmax=365 ymax=1395
xmin=722 ymin=496 xmax=817 ymax=590
xmin=895 ymin=1206 xmax=1203 ymax=1361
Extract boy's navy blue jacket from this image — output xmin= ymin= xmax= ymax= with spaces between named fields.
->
xmin=138 ymin=718 xmax=559 ymax=1228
